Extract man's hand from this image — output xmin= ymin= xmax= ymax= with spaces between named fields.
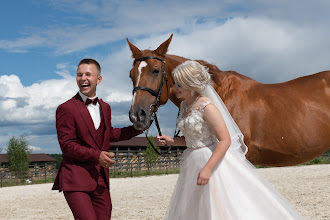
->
xmin=99 ymin=151 xmax=115 ymax=168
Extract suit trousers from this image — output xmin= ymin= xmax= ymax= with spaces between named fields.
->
xmin=64 ymin=174 xmax=111 ymax=220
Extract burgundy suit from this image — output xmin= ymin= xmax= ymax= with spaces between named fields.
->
xmin=52 ymin=93 xmax=140 ymax=219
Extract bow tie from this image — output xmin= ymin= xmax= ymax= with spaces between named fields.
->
xmin=85 ymin=97 xmax=98 ymax=105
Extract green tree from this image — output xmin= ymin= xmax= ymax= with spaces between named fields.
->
xmin=144 ymin=136 xmax=160 ymax=169
xmin=6 ymin=136 xmax=31 ymax=179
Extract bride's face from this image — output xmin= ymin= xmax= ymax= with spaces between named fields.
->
xmin=173 ymin=83 xmax=191 ymax=99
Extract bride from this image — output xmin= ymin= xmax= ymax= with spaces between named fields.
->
xmin=157 ymin=60 xmax=303 ymax=219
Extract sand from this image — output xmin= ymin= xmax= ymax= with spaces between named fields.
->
xmin=0 ymin=164 xmax=329 ymax=220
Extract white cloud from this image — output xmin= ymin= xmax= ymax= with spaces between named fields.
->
xmin=28 ymin=145 xmax=42 ymax=152
xmin=0 ymin=68 xmax=76 ymax=124
xmin=0 ymin=36 xmax=46 ymax=53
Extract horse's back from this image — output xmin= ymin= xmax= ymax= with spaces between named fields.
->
xmin=219 ymin=70 xmax=330 ymax=166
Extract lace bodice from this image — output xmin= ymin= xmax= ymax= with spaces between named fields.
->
xmin=177 ymin=97 xmax=218 ymax=148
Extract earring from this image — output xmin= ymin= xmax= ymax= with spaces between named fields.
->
xmin=191 ymin=90 xmax=195 ymax=96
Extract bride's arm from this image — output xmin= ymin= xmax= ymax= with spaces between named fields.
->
xmin=156 ymin=134 xmax=175 ymax=145
xmin=198 ymin=103 xmax=231 ymax=185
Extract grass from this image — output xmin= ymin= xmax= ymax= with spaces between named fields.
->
xmin=0 ymin=177 xmax=55 ymax=187
xmin=109 ymin=168 xmax=180 ymax=178
xmin=255 ymin=152 xmax=330 ymax=168
xmin=301 ymin=155 xmax=330 ymax=165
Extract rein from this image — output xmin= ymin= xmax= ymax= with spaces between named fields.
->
xmin=133 ymin=56 xmax=172 ymax=155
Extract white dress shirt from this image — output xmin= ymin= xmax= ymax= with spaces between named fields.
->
xmin=78 ymin=91 xmax=101 ymax=129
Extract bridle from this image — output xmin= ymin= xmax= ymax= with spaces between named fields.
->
xmin=132 ymin=56 xmax=172 ymax=155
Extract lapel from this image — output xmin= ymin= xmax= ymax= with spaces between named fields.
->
xmin=73 ymin=93 xmax=101 ymax=150
xmin=98 ymin=99 xmax=110 ymax=130
xmin=98 ymin=99 xmax=110 ymax=150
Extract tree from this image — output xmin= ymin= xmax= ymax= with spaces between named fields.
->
xmin=144 ymin=136 xmax=160 ymax=171
xmin=6 ymin=136 xmax=31 ymax=179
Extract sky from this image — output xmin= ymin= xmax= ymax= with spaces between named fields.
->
xmin=0 ymin=0 xmax=329 ymax=154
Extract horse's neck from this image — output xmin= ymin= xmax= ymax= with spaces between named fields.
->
xmin=198 ymin=59 xmax=258 ymax=102
xmin=213 ymin=71 xmax=258 ymax=101
xmin=164 ymin=55 xmax=258 ymax=106
xmin=165 ymin=55 xmax=188 ymax=107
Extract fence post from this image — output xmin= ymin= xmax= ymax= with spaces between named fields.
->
xmin=1 ymin=170 xmax=2 ymax=187
xmin=138 ymin=147 xmax=141 ymax=171
xmin=128 ymin=147 xmax=133 ymax=177
xmin=45 ymin=162 xmax=47 ymax=183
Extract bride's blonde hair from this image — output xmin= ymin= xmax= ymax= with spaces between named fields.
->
xmin=172 ymin=60 xmax=211 ymax=94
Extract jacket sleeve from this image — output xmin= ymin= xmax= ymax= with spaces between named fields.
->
xmin=56 ymin=104 xmax=101 ymax=164
xmin=106 ymin=104 xmax=143 ymax=142
xmin=110 ymin=125 xmax=143 ymax=142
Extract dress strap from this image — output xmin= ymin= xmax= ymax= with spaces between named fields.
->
xmin=198 ymin=100 xmax=212 ymax=112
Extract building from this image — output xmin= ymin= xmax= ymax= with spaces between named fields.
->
xmin=0 ymin=153 xmax=56 ymax=168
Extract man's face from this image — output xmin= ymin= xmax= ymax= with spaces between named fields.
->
xmin=76 ymin=63 xmax=102 ymax=98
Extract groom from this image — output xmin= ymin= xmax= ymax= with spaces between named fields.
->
xmin=52 ymin=58 xmax=141 ymax=219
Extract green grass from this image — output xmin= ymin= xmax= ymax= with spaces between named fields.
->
xmin=255 ymin=153 xmax=330 ymax=168
xmin=0 ymin=177 xmax=55 ymax=188
xmin=109 ymin=168 xmax=180 ymax=178
xmin=301 ymin=156 xmax=330 ymax=165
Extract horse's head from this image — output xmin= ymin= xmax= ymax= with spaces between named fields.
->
xmin=127 ymin=34 xmax=173 ymax=130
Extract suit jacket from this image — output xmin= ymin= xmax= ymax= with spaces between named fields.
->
xmin=52 ymin=93 xmax=141 ymax=192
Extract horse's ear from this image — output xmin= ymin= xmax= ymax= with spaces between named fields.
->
xmin=127 ymin=38 xmax=141 ymax=59
xmin=154 ymin=34 xmax=173 ymax=56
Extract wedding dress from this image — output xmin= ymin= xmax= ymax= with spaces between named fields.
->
xmin=164 ymin=85 xmax=303 ymax=220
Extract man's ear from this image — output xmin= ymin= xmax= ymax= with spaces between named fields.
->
xmin=97 ymin=75 xmax=102 ymax=85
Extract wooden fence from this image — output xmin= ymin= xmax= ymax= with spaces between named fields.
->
xmin=0 ymin=163 xmax=56 ymax=187
xmin=1 ymin=148 xmax=327 ymax=187
xmin=0 ymin=147 xmax=186 ymax=187
xmin=109 ymin=146 xmax=186 ymax=176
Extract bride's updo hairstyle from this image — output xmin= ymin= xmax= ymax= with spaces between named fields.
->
xmin=172 ymin=60 xmax=211 ymax=94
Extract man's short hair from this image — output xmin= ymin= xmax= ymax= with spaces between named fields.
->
xmin=78 ymin=58 xmax=101 ymax=75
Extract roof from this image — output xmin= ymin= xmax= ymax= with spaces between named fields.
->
xmin=111 ymin=136 xmax=186 ymax=147
xmin=0 ymin=153 xmax=56 ymax=164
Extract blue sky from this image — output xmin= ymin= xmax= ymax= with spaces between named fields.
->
xmin=0 ymin=0 xmax=330 ymax=153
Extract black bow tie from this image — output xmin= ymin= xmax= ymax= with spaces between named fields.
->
xmin=85 ymin=97 xmax=98 ymax=105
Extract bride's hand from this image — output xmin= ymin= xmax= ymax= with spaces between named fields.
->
xmin=156 ymin=134 xmax=174 ymax=145
xmin=197 ymin=167 xmax=212 ymax=185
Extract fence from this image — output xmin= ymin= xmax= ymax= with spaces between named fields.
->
xmin=1 ymin=148 xmax=328 ymax=187
xmin=109 ymin=146 xmax=186 ymax=177
xmin=0 ymin=147 xmax=186 ymax=187
xmin=0 ymin=163 xmax=57 ymax=187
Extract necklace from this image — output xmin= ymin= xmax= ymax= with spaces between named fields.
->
xmin=186 ymin=95 xmax=200 ymax=111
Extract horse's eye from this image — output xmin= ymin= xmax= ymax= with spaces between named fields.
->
xmin=152 ymin=69 xmax=160 ymax=75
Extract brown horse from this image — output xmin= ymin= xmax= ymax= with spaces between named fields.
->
xmin=127 ymin=34 xmax=330 ymax=166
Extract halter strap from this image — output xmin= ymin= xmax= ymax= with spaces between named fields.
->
xmin=134 ymin=56 xmax=165 ymax=64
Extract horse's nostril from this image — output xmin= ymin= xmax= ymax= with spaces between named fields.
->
xmin=138 ymin=109 xmax=146 ymax=122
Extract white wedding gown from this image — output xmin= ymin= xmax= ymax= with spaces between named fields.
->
xmin=164 ymin=98 xmax=304 ymax=220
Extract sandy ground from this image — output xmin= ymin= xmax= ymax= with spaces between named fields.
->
xmin=0 ymin=164 xmax=329 ymax=220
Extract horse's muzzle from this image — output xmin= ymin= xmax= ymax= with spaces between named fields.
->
xmin=129 ymin=107 xmax=151 ymax=130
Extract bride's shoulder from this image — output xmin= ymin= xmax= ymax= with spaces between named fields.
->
xmin=199 ymin=96 xmax=211 ymax=103
xmin=197 ymin=96 xmax=213 ymax=110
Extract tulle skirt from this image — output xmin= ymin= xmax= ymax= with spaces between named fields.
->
xmin=164 ymin=145 xmax=304 ymax=220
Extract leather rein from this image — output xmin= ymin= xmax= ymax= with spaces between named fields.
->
xmin=132 ymin=56 xmax=172 ymax=155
